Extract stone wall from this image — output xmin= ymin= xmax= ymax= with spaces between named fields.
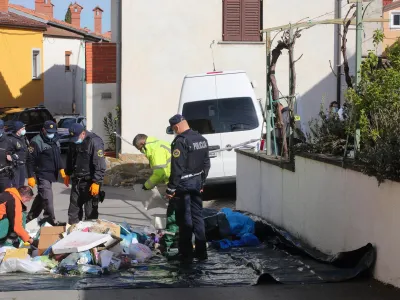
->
xmin=104 ymin=153 xmax=152 ymax=187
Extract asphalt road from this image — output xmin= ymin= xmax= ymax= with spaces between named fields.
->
xmin=3 ymin=180 xmax=398 ymax=299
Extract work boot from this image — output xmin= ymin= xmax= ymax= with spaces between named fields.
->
xmin=167 ymin=252 xmax=193 ymax=264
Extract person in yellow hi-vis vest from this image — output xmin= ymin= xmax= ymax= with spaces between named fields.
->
xmin=133 ymin=134 xmax=178 ymax=253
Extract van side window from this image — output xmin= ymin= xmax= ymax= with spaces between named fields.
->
xmin=182 ymin=97 xmax=258 ymax=134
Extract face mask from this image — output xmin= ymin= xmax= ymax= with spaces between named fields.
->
xmin=75 ymin=139 xmax=83 ymax=144
xmin=46 ymin=133 xmax=55 ymax=139
xmin=20 ymin=129 xmax=26 ymax=136
xmin=0 ymin=133 xmax=2 ymax=138
xmin=140 ymin=145 xmax=147 ymax=154
xmin=332 ymin=107 xmax=338 ymax=113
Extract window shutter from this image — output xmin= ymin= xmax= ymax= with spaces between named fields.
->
xmin=241 ymin=0 xmax=261 ymax=41
xmin=223 ymin=0 xmax=242 ymax=41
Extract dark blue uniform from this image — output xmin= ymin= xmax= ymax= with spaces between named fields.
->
xmin=26 ymin=123 xmax=63 ymax=224
xmin=8 ymin=133 xmax=29 ymax=188
xmin=167 ymin=126 xmax=211 ymax=261
xmin=66 ymin=131 xmax=106 ymax=224
xmin=0 ymin=121 xmax=13 ymax=193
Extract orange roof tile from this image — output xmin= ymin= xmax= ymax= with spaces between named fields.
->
xmin=0 ymin=11 xmax=47 ymax=31
xmin=9 ymin=4 xmax=110 ymax=41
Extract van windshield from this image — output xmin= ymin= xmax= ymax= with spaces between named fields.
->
xmin=182 ymin=97 xmax=259 ymax=134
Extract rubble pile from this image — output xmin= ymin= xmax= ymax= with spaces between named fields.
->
xmin=0 ymin=218 xmax=166 ymax=276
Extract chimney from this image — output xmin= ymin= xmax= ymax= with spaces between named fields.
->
xmin=93 ymin=6 xmax=103 ymax=34
xmin=69 ymin=2 xmax=83 ymax=28
xmin=35 ymin=0 xmax=54 ymax=18
xmin=0 ymin=0 xmax=8 ymax=13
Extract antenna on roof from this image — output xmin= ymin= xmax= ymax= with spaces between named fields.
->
xmin=210 ymin=40 xmax=216 ymax=72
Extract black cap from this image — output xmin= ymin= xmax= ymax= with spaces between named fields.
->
xmin=69 ymin=123 xmax=84 ymax=142
xmin=43 ymin=120 xmax=57 ymax=133
xmin=14 ymin=121 xmax=25 ymax=132
xmin=169 ymin=114 xmax=185 ymax=127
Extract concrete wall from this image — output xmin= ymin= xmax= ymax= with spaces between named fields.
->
xmin=116 ymin=0 xmax=382 ymax=154
xmin=43 ymin=37 xmax=85 ymax=115
xmin=237 ymin=151 xmax=400 ymax=287
xmin=86 ymin=83 xmax=117 ymax=144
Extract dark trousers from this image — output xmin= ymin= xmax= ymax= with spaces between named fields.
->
xmin=0 ymin=175 xmax=11 ymax=193
xmin=176 ymin=192 xmax=207 ymax=259
xmin=68 ymin=179 xmax=98 ymax=225
xmin=11 ymin=165 xmax=25 ymax=188
xmin=27 ymin=178 xmax=55 ymax=222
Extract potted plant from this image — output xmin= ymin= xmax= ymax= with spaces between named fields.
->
xmin=103 ymin=106 xmax=120 ymax=158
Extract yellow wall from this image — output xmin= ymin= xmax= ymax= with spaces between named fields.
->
xmin=0 ymin=27 xmax=44 ymax=108
xmin=383 ymin=10 xmax=400 ymax=50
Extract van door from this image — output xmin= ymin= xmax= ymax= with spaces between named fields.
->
xmin=180 ymin=76 xmax=224 ymax=179
xmin=215 ymin=75 xmax=262 ymax=177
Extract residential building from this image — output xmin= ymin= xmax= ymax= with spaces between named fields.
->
xmin=9 ymin=1 xmax=110 ymax=115
xmin=383 ymin=0 xmax=400 ymax=49
xmin=112 ymin=0 xmax=383 ymax=154
xmin=0 ymin=0 xmax=47 ymax=108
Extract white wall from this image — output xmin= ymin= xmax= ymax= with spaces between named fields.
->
xmin=265 ymin=0 xmax=382 ymax=132
xmin=120 ymin=0 xmax=267 ymax=153
xmin=118 ymin=0 xmax=382 ymax=153
xmin=86 ymin=83 xmax=117 ymax=145
xmin=43 ymin=37 xmax=85 ymax=115
xmin=237 ymin=151 xmax=400 ymax=288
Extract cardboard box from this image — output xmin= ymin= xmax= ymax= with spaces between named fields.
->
xmin=38 ymin=226 xmax=66 ymax=255
xmin=3 ymin=248 xmax=28 ymax=261
xmin=94 ymin=220 xmax=121 ymax=237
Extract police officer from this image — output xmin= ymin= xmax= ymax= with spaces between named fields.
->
xmin=26 ymin=121 xmax=66 ymax=225
xmin=166 ymin=114 xmax=211 ymax=262
xmin=8 ymin=121 xmax=29 ymax=188
xmin=65 ymin=123 xmax=106 ymax=224
xmin=0 ymin=120 xmax=13 ymax=193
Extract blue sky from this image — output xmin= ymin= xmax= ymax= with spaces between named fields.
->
xmin=10 ymin=0 xmax=111 ymax=32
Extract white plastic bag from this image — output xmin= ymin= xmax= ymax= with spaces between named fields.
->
xmin=128 ymin=243 xmax=152 ymax=263
xmin=133 ymin=184 xmax=167 ymax=210
xmin=0 ymin=258 xmax=47 ymax=274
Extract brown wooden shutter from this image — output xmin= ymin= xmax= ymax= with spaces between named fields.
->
xmin=241 ymin=0 xmax=261 ymax=41
xmin=223 ymin=0 xmax=242 ymax=41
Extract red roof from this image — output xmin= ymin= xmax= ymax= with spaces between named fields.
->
xmin=9 ymin=4 xmax=110 ymax=41
xmin=0 ymin=11 xmax=47 ymax=30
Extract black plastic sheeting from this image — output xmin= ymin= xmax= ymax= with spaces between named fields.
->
xmin=0 ymin=211 xmax=376 ymax=291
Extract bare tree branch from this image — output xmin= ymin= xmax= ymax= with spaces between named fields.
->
xmin=342 ymin=5 xmax=356 ymax=89
xmin=294 ymin=54 xmax=304 ymax=64
xmin=329 ymin=60 xmax=338 ymax=77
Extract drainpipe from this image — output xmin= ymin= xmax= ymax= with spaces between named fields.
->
xmin=336 ymin=0 xmax=342 ymax=106
xmin=116 ymin=0 xmax=122 ymax=158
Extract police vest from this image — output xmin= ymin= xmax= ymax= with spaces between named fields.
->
xmin=175 ymin=129 xmax=209 ymax=178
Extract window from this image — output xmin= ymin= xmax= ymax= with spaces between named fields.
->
xmin=65 ymin=51 xmax=71 ymax=72
xmin=40 ymin=110 xmax=51 ymax=121
xmin=391 ymin=11 xmax=400 ymax=29
xmin=32 ymin=49 xmax=41 ymax=79
xmin=58 ymin=118 xmax=77 ymax=129
xmin=223 ymin=0 xmax=262 ymax=42
xmin=19 ymin=112 xmax=30 ymax=124
xmin=29 ymin=111 xmax=45 ymax=125
xmin=182 ymin=97 xmax=259 ymax=134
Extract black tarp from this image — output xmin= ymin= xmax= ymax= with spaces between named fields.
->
xmin=0 ymin=211 xmax=375 ymax=291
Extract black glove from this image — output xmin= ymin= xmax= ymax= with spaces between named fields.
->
xmin=142 ymin=184 xmax=150 ymax=191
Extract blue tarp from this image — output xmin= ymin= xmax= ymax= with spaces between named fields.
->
xmin=220 ymin=208 xmax=255 ymax=238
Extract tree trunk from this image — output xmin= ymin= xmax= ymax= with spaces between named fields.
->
xmin=269 ymin=41 xmax=289 ymax=159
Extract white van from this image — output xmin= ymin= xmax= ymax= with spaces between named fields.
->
xmin=167 ymin=70 xmax=263 ymax=185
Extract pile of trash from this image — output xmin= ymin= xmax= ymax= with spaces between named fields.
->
xmin=0 ymin=218 xmax=166 ymax=276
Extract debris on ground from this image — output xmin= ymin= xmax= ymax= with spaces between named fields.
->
xmin=0 ymin=209 xmax=377 ymax=290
